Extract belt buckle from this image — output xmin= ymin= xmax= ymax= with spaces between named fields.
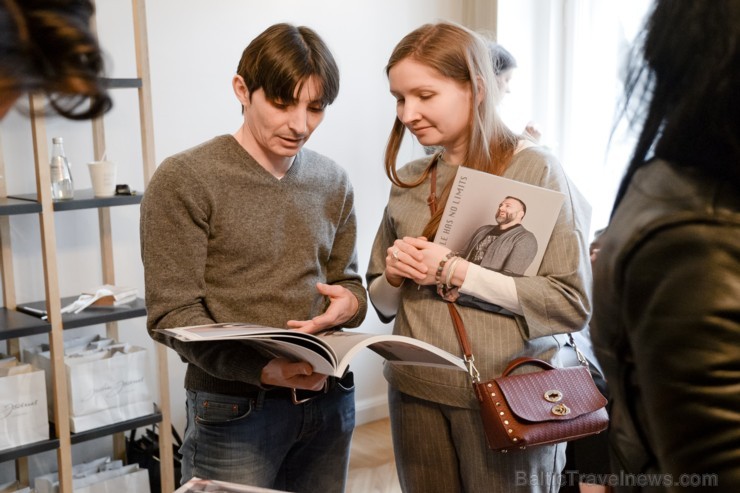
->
xmin=291 ymin=380 xmax=328 ymax=405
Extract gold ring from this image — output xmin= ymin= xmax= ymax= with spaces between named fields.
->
xmin=392 ymin=249 xmax=400 ymax=261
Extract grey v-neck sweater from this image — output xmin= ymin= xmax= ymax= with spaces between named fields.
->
xmin=141 ymin=135 xmax=367 ymax=395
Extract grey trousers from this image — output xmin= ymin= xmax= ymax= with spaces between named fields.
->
xmin=389 ymin=387 xmax=566 ymax=493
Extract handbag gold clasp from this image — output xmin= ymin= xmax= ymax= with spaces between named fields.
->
xmin=544 ymin=390 xmax=563 ymax=402
xmin=551 ymin=403 xmax=571 ymax=416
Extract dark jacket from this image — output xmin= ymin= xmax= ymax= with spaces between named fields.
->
xmin=591 ymin=159 xmax=740 ymax=492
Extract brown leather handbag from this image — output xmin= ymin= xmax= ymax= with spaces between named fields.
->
xmin=448 ymin=304 xmax=609 ymax=452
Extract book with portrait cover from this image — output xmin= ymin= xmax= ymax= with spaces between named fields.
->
xmin=434 ymin=166 xmax=565 ymax=277
xmin=158 ymin=323 xmax=466 ymax=377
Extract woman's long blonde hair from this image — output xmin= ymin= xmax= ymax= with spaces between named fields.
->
xmin=384 ymin=21 xmax=520 ymax=238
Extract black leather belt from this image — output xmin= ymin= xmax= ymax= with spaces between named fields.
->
xmin=261 ymin=372 xmax=353 ymax=405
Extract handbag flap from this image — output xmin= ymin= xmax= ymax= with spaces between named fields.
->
xmin=496 ymin=365 xmax=607 ymax=423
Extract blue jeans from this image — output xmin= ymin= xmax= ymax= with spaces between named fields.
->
xmin=180 ymin=375 xmax=355 ymax=493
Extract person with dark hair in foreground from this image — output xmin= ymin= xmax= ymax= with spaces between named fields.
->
xmin=591 ymin=1 xmax=740 ymax=491
xmin=0 ymin=0 xmax=111 ymax=120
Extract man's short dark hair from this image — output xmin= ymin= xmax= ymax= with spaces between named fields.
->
xmin=504 ymin=196 xmax=527 ymax=216
xmin=236 ymin=23 xmax=339 ymax=109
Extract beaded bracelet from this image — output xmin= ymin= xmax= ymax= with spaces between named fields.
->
xmin=435 ymin=251 xmax=457 ymax=288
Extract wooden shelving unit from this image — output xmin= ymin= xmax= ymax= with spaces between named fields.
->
xmin=0 ymin=1 xmax=173 ymax=491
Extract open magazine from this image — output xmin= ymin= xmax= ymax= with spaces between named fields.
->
xmin=158 ymin=322 xmax=466 ymax=377
xmin=434 ymin=166 xmax=565 ymax=312
xmin=174 ymin=477 xmax=285 ymax=492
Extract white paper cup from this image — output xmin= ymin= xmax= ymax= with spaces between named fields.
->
xmin=87 ymin=161 xmax=117 ymax=197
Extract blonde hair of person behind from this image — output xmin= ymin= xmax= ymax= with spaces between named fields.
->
xmin=383 ymin=21 xmax=520 ymax=239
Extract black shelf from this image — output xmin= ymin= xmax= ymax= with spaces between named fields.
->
xmin=0 ymin=307 xmax=51 ymax=340
xmin=103 ymin=77 xmax=143 ymax=89
xmin=8 ymin=189 xmax=143 ymax=212
xmin=0 ymin=411 xmax=162 ymax=463
xmin=69 ymin=411 xmax=162 ymax=444
xmin=0 ymin=196 xmax=42 ymax=216
xmin=0 ymin=437 xmax=60 ymax=464
xmin=16 ymin=296 xmax=147 ymax=330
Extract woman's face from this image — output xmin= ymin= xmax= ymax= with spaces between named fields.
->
xmin=388 ymin=58 xmax=472 ymax=162
xmin=495 ymin=68 xmax=514 ymax=103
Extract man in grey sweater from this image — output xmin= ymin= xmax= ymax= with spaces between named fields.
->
xmin=140 ymin=23 xmax=366 ymax=493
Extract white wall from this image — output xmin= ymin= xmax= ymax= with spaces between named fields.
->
xmin=0 ymin=1 xmax=465 ymax=467
xmin=496 ymin=0 xmax=649 ymax=234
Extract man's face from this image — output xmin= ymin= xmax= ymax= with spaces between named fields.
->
xmin=243 ymin=75 xmax=326 ymax=161
xmin=495 ymin=198 xmax=524 ymax=226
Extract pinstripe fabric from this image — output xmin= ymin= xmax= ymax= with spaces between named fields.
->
xmin=367 ymin=147 xmax=591 ymax=492
xmin=389 ymin=387 xmax=567 ymax=493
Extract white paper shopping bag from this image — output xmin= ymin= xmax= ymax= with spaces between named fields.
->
xmin=0 ymin=364 xmax=50 ymax=451
xmin=35 ymin=459 xmax=151 ymax=493
xmin=0 ymin=480 xmax=31 ymax=492
xmin=65 ymin=345 xmax=150 ymax=418
xmin=74 ymin=465 xmax=150 ymax=493
xmin=25 ymin=342 xmax=152 ymax=432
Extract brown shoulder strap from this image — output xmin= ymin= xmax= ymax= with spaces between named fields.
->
xmin=447 ymin=303 xmax=472 ymax=359
xmin=426 ymin=154 xmax=474 ymax=361
xmin=427 ymin=153 xmax=440 ymax=215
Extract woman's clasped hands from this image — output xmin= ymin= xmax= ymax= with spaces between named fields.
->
xmin=385 ymin=236 xmax=459 ymax=297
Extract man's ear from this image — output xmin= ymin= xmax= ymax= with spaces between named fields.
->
xmin=232 ymin=75 xmax=250 ymax=107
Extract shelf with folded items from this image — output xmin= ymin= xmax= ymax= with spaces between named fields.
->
xmin=0 ymin=306 xmax=51 ymax=340
xmin=15 ymin=297 xmax=147 ymax=330
xmin=0 ymin=436 xmax=60 ymax=464
xmin=7 ymin=189 xmax=143 ymax=212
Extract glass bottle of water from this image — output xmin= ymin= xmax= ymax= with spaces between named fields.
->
xmin=49 ymin=137 xmax=74 ymax=200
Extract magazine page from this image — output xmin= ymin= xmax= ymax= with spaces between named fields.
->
xmin=231 ymin=338 xmax=338 ymax=376
xmin=160 ymin=322 xmax=290 ymax=341
xmin=174 ymin=477 xmax=287 ymax=492
xmin=157 ymin=323 xmax=466 ymax=377
xmin=317 ymin=331 xmax=466 ymax=376
xmin=434 ymin=166 xmax=565 ymax=277
xmin=158 ymin=323 xmax=339 ymax=374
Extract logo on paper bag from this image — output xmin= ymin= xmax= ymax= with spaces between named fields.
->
xmin=0 ymin=399 xmax=39 ymax=419
xmin=81 ymin=376 xmax=146 ymax=401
